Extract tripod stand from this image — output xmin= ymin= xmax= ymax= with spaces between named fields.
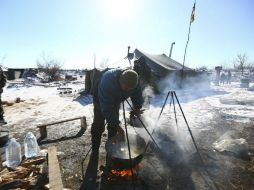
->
xmin=125 ymin=90 xmax=220 ymax=190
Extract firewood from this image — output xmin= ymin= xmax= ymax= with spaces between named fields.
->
xmin=27 ymin=165 xmax=41 ymax=175
xmin=21 ymin=157 xmax=46 ymax=167
xmin=22 ymin=176 xmax=38 ymax=188
xmin=0 ymin=176 xmax=14 ymax=184
xmin=0 ymin=177 xmax=37 ymax=190
xmin=15 ymin=179 xmax=30 ymax=189
xmin=0 ymin=179 xmax=23 ymax=189
xmin=0 ymin=166 xmax=31 ymax=180
xmin=0 ymin=168 xmax=9 ymax=175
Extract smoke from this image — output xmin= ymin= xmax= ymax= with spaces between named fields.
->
xmin=126 ymin=71 xmax=217 ymax=167
xmin=126 ymin=81 xmax=217 ymax=186
xmin=158 ymin=71 xmax=211 ymax=93
xmin=142 ymin=85 xmax=154 ymax=109
xmin=134 ymin=71 xmax=215 ymax=158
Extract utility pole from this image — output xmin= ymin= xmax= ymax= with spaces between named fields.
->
xmin=169 ymin=42 xmax=175 ymax=58
xmin=93 ymin=53 xmax=96 ymax=69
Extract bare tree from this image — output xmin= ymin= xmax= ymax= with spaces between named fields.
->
xmin=233 ymin=53 xmax=248 ymax=76
xmin=36 ymin=52 xmax=63 ymax=82
xmin=246 ymin=62 xmax=254 ymax=73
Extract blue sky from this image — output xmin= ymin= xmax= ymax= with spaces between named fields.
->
xmin=0 ymin=0 xmax=253 ymax=69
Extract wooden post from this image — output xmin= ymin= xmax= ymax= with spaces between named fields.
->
xmin=80 ymin=117 xmax=87 ymax=130
xmin=48 ymin=146 xmax=63 ymax=190
xmin=39 ymin=126 xmax=47 ymax=139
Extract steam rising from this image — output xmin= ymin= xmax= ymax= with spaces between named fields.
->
xmin=135 ymin=72 xmax=212 ymax=156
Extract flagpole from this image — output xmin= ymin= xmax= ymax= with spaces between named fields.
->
xmin=181 ymin=1 xmax=196 ymax=87
xmin=182 ymin=20 xmax=192 ymax=70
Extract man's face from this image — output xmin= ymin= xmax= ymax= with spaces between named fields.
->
xmin=120 ymin=83 xmax=134 ymax=92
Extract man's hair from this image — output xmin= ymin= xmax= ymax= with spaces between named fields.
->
xmin=119 ymin=69 xmax=138 ymax=89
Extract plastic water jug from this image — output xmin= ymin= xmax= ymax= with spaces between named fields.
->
xmin=24 ymin=132 xmax=40 ymax=158
xmin=6 ymin=138 xmax=22 ymax=168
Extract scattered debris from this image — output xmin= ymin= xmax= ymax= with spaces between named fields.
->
xmin=212 ymin=138 xmax=249 ymax=156
xmin=0 ymin=157 xmax=48 ymax=190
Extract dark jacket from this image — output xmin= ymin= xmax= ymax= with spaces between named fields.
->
xmin=0 ymin=68 xmax=6 ymax=93
xmin=94 ymin=68 xmax=143 ymax=127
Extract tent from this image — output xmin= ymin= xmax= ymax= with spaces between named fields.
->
xmin=84 ymin=68 xmax=110 ymax=95
xmin=134 ymin=49 xmax=192 ymax=77
xmin=84 ymin=49 xmax=210 ymax=95
xmin=133 ymin=49 xmax=209 ymax=92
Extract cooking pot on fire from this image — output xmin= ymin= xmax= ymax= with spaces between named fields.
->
xmin=105 ymin=133 xmax=146 ymax=169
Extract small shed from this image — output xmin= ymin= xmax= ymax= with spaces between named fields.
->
xmin=5 ymin=68 xmax=26 ymax=80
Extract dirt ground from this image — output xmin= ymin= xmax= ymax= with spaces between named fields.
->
xmin=2 ymin=90 xmax=254 ymax=190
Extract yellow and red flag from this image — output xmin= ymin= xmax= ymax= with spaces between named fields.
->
xmin=190 ymin=3 xmax=196 ymax=23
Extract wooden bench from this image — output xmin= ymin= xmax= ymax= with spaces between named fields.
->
xmin=48 ymin=146 xmax=63 ymax=190
xmin=37 ymin=116 xmax=87 ymax=139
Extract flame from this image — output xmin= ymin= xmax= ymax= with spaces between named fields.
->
xmin=111 ymin=169 xmax=133 ymax=177
xmin=108 ymin=164 xmax=141 ymax=180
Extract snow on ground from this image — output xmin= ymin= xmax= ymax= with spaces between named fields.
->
xmin=1 ymin=80 xmax=254 ymax=189
xmin=1 ymin=82 xmax=94 ymax=139
xmin=2 ymin=81 xmax=253 ymax=142
xmin=125 ymin=81 xmax=254 ymax=154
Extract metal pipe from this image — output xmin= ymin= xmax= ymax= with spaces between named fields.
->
xmin=127 ymin=46 xmax=132 ymax=67
xmin=169 ymin=42 xmax=175 ymax=58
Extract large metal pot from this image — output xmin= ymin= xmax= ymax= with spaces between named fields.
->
xmin=106 ymin=133 xmax=146 ymax=169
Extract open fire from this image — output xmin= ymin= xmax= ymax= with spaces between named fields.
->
xmin=107 ymin=164 xmax=141 ymax=181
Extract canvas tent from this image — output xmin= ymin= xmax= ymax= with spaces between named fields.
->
xmin=84 ymin=49 xmax=209 ymax=95
xmin=84 ymin=68 xmax=109 ymax=95
xmin=133 ymin=49 xmax=209 ymax=92
xmin=134 ymin=49 xmax=192 ymax=77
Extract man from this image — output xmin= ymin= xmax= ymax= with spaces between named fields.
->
xmin=227 ymin=70 xmax=232 ymax=84
xmin=0 ymin=67 xmax=7 ymax=124
xmin=91 ymin=68 xmax=143 ymax=157
xmin=133 ymin=56 xmax=159 ymax=93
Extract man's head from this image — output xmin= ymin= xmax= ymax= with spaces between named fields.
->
xmin=119 ymin=69 xmax=139 ymax=91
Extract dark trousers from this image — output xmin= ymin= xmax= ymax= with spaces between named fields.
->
xmin=91 ymin=101 xmax=117 ymax=153
xmin=0 ymin=93 xmax=4 ymax=119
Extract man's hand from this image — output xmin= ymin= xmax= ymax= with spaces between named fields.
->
xmin=116 ymin=126 xmax=125 ymax=141
xmin=130 ymin=109 xmax=144 ymax=116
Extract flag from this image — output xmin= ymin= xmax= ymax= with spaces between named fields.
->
xmin=190 ymin=3 xmax=196 ymax=23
